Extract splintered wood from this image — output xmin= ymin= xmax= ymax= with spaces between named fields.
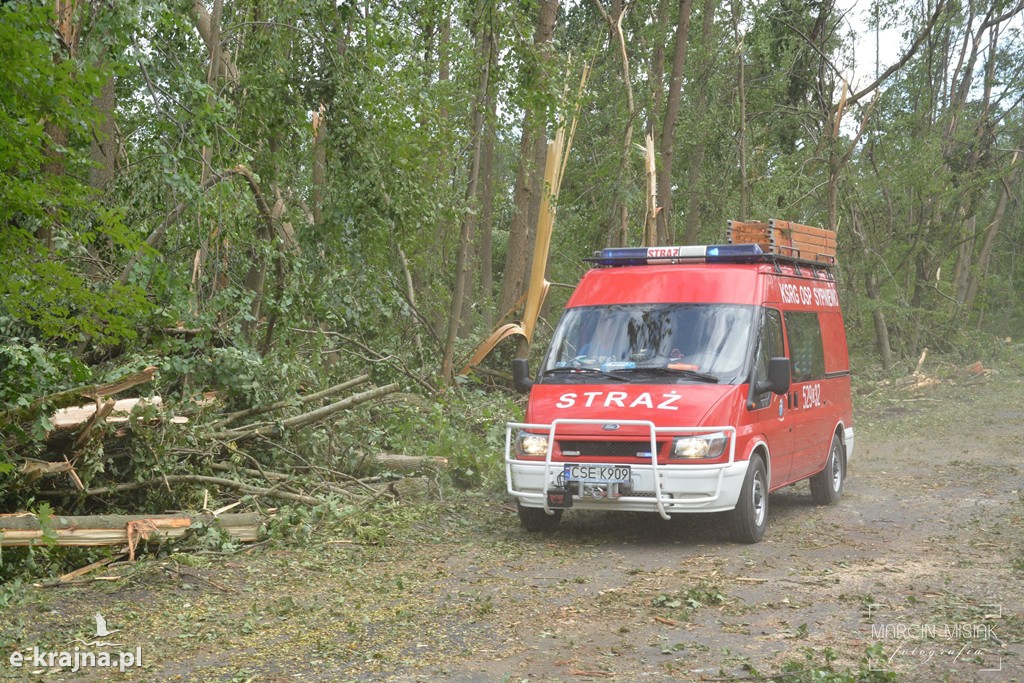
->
xmin=727 ymin=219 xmax=837 ymax=264
xmin=0 ymin=512 xmax=262 ymax=547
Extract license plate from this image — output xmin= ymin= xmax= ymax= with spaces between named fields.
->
xmin=563 ymin=464 xmax=631 ymax=484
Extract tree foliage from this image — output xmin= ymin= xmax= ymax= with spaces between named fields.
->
xmin=1 ymin=0 xmax=1022 ymax=430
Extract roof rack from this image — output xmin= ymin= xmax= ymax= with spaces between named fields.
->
xmin=585 ymin=219 xmax=837 ymax=270
xmin=727 ymin=219 xmax=836 ymax=265
xmin=585 ymin=243 xmax=836 ymax=270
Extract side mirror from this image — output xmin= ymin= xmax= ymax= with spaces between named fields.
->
xmin=512 ymin=358 xmax=533 ymax=394
xmin=766 ymin=356 xmax=791 ymax=395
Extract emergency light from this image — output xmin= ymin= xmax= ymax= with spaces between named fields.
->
xmin=590 ymin=243 xmax=764 ymax=267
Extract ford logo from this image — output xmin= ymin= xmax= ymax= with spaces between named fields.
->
xmin=601 ymin=424 xmax=620 ymax=431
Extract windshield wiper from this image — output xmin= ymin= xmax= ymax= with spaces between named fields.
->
xmin=543 ymin=367 xmax=630 ymax=382
xmin=621 ymin=366 xmax=720 ymax=383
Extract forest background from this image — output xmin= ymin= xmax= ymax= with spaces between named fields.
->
xmin=1 ymin=0 xmax=1022 ymax=564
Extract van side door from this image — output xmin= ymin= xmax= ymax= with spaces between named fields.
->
xmin=749 ymin=308 xmax=794 ymax=488
xmin=782 ymin=310 xmax=832 ymax=480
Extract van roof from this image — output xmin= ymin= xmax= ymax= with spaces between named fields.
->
xmin=568 ymin=257 xmax=835 ymax=309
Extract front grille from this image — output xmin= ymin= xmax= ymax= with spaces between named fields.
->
xmin=558 ymin=440 xmax=662 ymax=458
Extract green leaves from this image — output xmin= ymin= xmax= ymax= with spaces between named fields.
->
xmin=35 ymin=502 xmax=58 ymax=547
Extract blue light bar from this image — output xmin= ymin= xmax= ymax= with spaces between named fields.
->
xmin=597 ymin=247 xmax=652 ymax=266
xmin=592 ymin=244 xmax=763 ymax=266
xmin=706 ymin=243 xmax=763 ymax=262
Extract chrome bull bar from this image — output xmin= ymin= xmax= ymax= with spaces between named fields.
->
xmin=505 ymin=418 xmax=738 ymax=520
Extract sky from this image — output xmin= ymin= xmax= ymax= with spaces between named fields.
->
xmin=834 ymin=0 xmax=904 ymax=94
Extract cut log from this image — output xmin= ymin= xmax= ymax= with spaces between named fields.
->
xmin=0 ymin=512 xmax=262 ymax=547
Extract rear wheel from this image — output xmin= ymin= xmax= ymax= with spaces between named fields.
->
xmin=730 ymin=456 xmax=768 ymax=543
xmin=517 ymin=501 xmax=563 ymax=532
xmin=810 ymin=433 xmax=844 ymax=505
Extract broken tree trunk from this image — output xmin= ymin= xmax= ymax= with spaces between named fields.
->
xmin=4 ymin=366 xmax=157 ymax=428
xmin=50 ymin=396 xmax=186 ymax=431
xmin=0 ymin=512 xmax=262 ymax=547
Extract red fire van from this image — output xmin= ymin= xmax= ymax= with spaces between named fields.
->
xmin=506 ymin=242 xmax=854 ymax=543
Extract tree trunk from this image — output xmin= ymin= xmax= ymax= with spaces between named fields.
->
xmin=953 ymin=212 xmax=975 ymax=304
xmin=478 ymin=87 xmax=498 ymax=331
xmin=655 ymin=0 xmax=695 ymax=245
xmin=89 ymin=73 xmax=117 ymax=191
xmin=442 ymin=25 xmax=492 ymax=382
xmin=39 ymin=0 xmax=82 ymax=249
xmin=460 ymin=22 xmax=499 ymax=336
xmin=311 ymin=105 xmax=327 ymax=226
xmin=594 ymin=0 xmax=635 ymax=247
xmin=732 ymin=0 xmax=748 ymax=221
xmin=192 ymin=0 xmax=225 ymax=317
xmin=647 ymin=0 xmax=669 ymax=137
xmin=497 ymin=0 xmax=558 ymax=316
xmin=963 ymin=149 xmax=1022 ymax=313
xmin=866 ymin=269 xmax=893 ymax=371
xmin=681 ymin=0 xmax=716 ymax=244
xmin=851 ymin=206 xmax=892 ymax=370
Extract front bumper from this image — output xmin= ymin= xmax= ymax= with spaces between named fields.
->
xmin=506 ymin=419 xmax=747 ymax=519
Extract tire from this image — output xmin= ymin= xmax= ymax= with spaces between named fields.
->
xmin=730 ymin=456 xmax=768 ymax=544
xmin=517 ymin=501 xmax=563 ymax=532
xmin=810 ymin=433 xmax=844 ymax=506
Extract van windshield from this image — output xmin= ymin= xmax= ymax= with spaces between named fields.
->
xmin=540 ymin=304 xmax=756 ymax=384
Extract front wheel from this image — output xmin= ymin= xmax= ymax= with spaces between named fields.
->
xmin=517 ymin=501 xmax=563 ymax=532
xmin=730 ymin=456 xmax=768 ymax=543
xmin=809 ymin=433 xmax=844 ymax=505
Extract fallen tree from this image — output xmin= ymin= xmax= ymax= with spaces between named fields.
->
xmin=0 ymin=512 xmax=262 ymax=547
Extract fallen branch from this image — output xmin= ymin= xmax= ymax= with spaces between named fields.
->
xmin=211 ymin=374 xmax=371 ymax=429
xmin=207 ymin=462 xmax=365 ymax=501
xmin=0 ymin=512 xmax=262 ymax=547
xmin=58 ymin=554 xmax=125 ymax=583
xmin=35 ymin=474 xmax=324 ymax=507
xmin=207 ymin=382 xmax=400 ymax=443
xmin=165 ymin=566 xmax=238 ymax=593
xmin=71 ymin=398 xmax=116 ymax=448
xmin=293 ymin=327 xmax=436 ymax=395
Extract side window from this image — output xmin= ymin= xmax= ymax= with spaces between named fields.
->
xmin=751 ymin=309 xmax=784 ymax=408
xmin=784 ymin=311 xmax=825 ymax=382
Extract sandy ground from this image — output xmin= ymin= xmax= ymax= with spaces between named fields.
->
xmin=1 ymin=368 xmax=1021 ymax=682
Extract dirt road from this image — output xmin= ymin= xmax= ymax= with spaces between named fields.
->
xmin=2 ymin=369 xmax=1021 ymax=682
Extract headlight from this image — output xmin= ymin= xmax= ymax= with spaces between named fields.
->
xmin=671 ymin=432 xmax=727 ymax=459
xmin=516 ymin=432 xmax=549 ymax=457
